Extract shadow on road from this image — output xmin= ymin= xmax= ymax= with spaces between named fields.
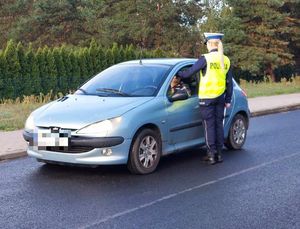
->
xmin=35 ymin=147 xmax=208 ymax=176
xmin=12 ymin=146 xmax=254 ymax=215
xmin=30 ymin=146 xmax=250 ymax=182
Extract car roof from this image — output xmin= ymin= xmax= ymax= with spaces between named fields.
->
xmin=119 ymin=58 xmax=197 ymax=66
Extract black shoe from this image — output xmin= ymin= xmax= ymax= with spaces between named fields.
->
xmin=215 ymin=153 xmax=223 ymax=163
xmin=207 ymin=155 xmax=217 ymax=165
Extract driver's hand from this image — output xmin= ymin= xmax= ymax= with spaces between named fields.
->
xmin=171 ymin=76 xmax=180 ymax=88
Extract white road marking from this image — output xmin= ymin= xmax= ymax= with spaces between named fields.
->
xmin=82 ymin=152 xmax=300 ymax=228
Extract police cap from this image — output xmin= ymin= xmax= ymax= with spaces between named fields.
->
xmin=204 ymin=32 xmax=224 ymax=40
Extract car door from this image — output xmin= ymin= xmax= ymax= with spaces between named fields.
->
xmin=165 ymin=73 xmax=204 ymax=148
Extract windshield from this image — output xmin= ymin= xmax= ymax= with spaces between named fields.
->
xmin=75 ymin=64 xmax=171 ymax=97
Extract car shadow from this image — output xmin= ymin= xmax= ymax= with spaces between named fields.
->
xmin=33 ymin=146 xmax=250 ymax=178
xmin=24 ymin=146 xmax=256 ymax=205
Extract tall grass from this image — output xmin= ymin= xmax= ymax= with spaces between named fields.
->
xmin=0 ymin=91 xmax=63 ymax=131
xmin=239 ymin=76 xmax=300 ymax=98
xmin=0 ymin=90 xmax=63 ymax=104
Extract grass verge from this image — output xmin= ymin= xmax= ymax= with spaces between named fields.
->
xmin=0 ymin=103 xmax=43 ymax=131
xmin=0 ymin=92 xmax=62 ymax=131
xmin=240 ymin=76 xmax=300 ymax=98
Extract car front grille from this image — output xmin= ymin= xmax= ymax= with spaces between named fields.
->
xmin=45 ymin=146 xmax=94 ymax=154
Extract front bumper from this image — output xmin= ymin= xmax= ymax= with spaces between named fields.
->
xmin=23 ymin=131 xmax=124 ymax=148
xmin=23 ymin=130 xmax=130 ymax=165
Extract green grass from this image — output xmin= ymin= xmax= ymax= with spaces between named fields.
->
xmin=0 ymin=77 xmax=300 ymax=131
xmin=0 ymin=103 xmax=44 ymax=131
xmin=0 ymin=92 xmax=62 ymax=131
xmin=240 ymin=76 xmax=300 ymax=98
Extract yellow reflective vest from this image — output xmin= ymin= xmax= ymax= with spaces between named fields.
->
xmin=199 ymin=52 xmax=230 ymax=99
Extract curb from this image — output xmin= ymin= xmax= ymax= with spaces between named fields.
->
xmin=250 ymin=104 xmax=300 ymax=117
xmin=0 ymin=151 xmax=27 ymax=162
xmin=1 ymin=105 xmax=300 ymax=162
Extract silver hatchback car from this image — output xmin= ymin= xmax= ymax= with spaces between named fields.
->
xmin=23 ymin=59 xmax=250 ymax=174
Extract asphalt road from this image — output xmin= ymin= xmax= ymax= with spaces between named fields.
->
xmin=1 ymin=110 xmax=300 ymax=229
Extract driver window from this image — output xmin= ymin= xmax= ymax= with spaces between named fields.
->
xmin=167 ymin=75 xmax=191 ymax=99
xmin=167 ymin=66 xmax=199 ymax=97
xmin=179 ymin=66 xmax=199 ymax=96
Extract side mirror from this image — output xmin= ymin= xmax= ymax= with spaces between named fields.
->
xmin=169 ymin=90 xmax=189 ymax=102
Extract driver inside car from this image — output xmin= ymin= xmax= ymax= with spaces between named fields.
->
xmin=169 ymin=75 xmax=191 ymax=97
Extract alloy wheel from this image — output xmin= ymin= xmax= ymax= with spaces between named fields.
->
xmin=233 ymin=118 xmax=246 ymax=145
xmin=138 ymin=136 xmax=158 ymax=168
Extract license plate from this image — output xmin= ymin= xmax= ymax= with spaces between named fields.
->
xmin=37 ymin=129 xmax=71 ymax=147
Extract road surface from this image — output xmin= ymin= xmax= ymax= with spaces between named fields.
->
xmin=1 ymin=110 xmax=300 ymax=229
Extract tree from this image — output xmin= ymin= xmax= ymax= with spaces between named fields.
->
xmin=279 ymin=0 xmax=300 ymax=76
xmin=119 ymin=45 xmax=125 ymax=63
xmin=88 ymin=0 xmax=204 ymax=55
xmin=125 ymin=44 xmax=137 ymax=61
xmin=223 ymin=0 xmax=294 ymax=81
xmin=104 ymin=48 xmax=114 ymax=69
xmin=24 ymin=44 xmax=41 ymax=95
xmin=4 ymin=40 xmax=21 ymax=98
xmin=111 ymin=43 xmax=119 ymax=64
xmin=53 ymin=47 xmax=67 ymax=92
xmin=69 ymin=51 xmax=81 ymax=89
xmin=0 ymin=51 xmax=8 ymax=99
xmin=95 ymin=46 xmax=105 ymax=73
xmin=88 ymin=39 xmax=99 ymax=76
xmin=1 ymin=0 xmax=206 ymax=56
xmin=0 ymin=0 xmax=34 ymax=48
xmin=42 ymin=47 xmax=57 ymax=93
xmin=60 ymin=45 xmax=73 ymax=92
xmin=14 ymin=0 xmax=92 ymax=46
xmin=83 ymin=47 xmax=93 ymax=79
xmin=36 ymin=47 xmax=45 ymax=93
xmin=78 ymin=48 xmax=89 ymax=82
xmin=16 ymin=42 xmax=26 ymax=96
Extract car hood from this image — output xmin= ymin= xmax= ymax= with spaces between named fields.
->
xmin=34 ymin=95 xmax=153 ymax=129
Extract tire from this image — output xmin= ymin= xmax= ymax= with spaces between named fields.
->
xmin=225 ymin=114 xmax=248 ymax=150
xmin=127 ymin=128 xmax=162 ymax=175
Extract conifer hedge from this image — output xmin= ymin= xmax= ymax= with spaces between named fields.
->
xmin=0 ymin=40 xmax=167 ymax=100
xmin=1 ymin=40 xmax=296 ymax=100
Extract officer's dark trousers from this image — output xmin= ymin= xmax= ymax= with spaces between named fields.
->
xmin=199 ymin=95 xmax=225 ymax=155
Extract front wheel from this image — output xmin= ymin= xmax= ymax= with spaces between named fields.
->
xmin=225 ymin=114 xmax=248 ymax=150
xmin=127 ymin=128 xmax=162 ymax=175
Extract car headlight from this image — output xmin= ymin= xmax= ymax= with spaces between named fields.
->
xmin=76 ymin=117 xmax=122 ymax=136
xmin=25 ymin=115 xmax=35 ymax=131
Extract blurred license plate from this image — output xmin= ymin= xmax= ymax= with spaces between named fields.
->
xmin=37 ymin=129 xmax=71 ymax=147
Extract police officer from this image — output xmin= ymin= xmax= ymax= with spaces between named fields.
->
xmin=176 ymin=32 xmax=233 ymax=165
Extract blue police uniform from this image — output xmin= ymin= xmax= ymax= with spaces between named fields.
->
xmin=177 ymin=39 xmax=233 ymax=164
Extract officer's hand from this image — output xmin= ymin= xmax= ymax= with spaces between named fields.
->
xmin=225 ymin=103 xmax=231 ymax=108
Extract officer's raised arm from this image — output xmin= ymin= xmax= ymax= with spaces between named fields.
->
xmin=177 ymin=57 xmax=206 ymax=79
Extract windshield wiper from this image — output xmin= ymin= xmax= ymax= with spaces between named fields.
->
xmin=77 ymin=88 xmax=88 ymax=94
xmin=96 ymin=88 xmax=130 ymax=97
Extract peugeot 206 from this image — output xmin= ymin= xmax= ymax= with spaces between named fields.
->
xmin=23 ymin=59 xmax=250 ymax=174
